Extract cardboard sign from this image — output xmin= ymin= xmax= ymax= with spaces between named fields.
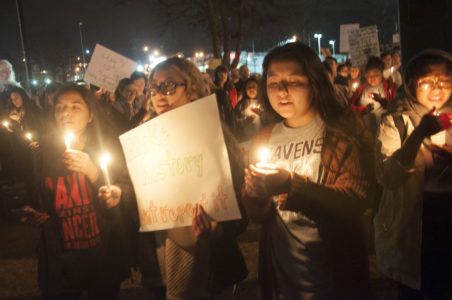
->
xmin=349 ymin=25 xmax=381 ymax=68
xmin=84 ymin=44 xmax=137 ymax=92
xmin=119 ymin=94 xmax=242 ymax=232
xmin=339 ymin=23 xmax=360 ymax=53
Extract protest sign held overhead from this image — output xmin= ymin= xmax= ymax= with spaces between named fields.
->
xmin=349 ymin=25 xmax=380 ymax=68
xmin=84 ymin=44 xmax=137 ymax=92
xmin=119 ymin=94 xmax=242 ymax=232
xmin=339 ymin=23 xmax=360 ymax=53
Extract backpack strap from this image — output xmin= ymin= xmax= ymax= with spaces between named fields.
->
xmin=392 ymin=115 xmax=407 ymax=144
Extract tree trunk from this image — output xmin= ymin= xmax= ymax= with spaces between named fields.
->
xmin=219 ymin=0 xmax=232 ymax=67
xmin=231 ymin=0 xmax=246 ymax=68
xmin=205 ymin=0 xmax=222 ymax=59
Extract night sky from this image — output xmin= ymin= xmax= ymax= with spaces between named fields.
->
xmin=1 ymin=0 xmax=398 ymax=82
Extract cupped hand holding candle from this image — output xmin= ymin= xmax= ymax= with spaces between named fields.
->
xmin=62 ymin=150 xmax=99 ymax=183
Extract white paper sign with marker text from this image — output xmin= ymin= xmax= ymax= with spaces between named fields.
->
xmin=349 ymin=25 xmax=380 ymax=68
xmin=84 ymin=44 xmax=137 ymax=92
xmin=120 ymin=94 xmax=241 ymax=232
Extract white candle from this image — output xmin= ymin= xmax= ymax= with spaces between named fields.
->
xmin=255 ymin=147 xmax=277 ymax=174
xmin=100 ymin=153 xmax=111 ymax=189
xmin=65 ymin=133 xmax=74 ymax=150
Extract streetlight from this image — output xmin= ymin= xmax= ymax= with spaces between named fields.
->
xmin=78 ymin=22 xmax=86 ymax=71
xmin=143 ymin=46 xmax=149 ymax=52
xmin=314 ymin=33 xmax=322 ymax=57
xmin=329 ymin=40 xmax=336 ymax=56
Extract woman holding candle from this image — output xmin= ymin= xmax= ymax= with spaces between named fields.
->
xmin=20 ymin=84 xmax=136 ymax=299
xmin=374 ymin=49 xmax=452 ymax=299
xmin=243 ymin=42 xmax=375 ymax=299
xmin=233 ymin=76 xmax=265 ymax=142
xmin=136 ymin=57 xmax=247 ymax=300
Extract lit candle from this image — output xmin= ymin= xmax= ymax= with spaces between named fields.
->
xmin=100 ymin=153 xmax=111 ymax=189
xmin=352 ymin=82 xmax=358 ymax=90
xmin=3 ymin=121 xmax=9 ymax=129
xmin=255 ymin=147 xmax=277 ymax=174
xmin=65 ymin=133 xmax=74 ymax=150
xmin=25 ymin=132 xmax=32 ymax=141
xmin=390 ymin=66 xmax=394 ymax=73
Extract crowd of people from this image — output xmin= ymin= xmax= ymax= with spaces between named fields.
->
xmin=0 ymin=41 xmax=451 ymax=300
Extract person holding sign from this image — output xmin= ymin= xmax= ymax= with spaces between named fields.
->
xmin=243 ymin=42 xmax=374 ymax=299
xmin=374 ymin=49 xmax=452 ymax=299
xmin=19 ymin=84 xmax=136 ymax=299
xmin=135 ymin=57 xmax=247 ymax=300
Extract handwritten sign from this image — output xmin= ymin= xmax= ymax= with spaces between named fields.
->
xmin=349 ymin=25 xmax=381 ymax=68
xmin=120 ymin=94 xmax=241 ymax=232
xmin=339 ymin=23 xmax=360 ymax=53
xmin=83 ymin=44 xmax=137 ymax=92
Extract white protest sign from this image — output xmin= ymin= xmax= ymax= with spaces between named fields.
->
xmin=349 ymin=25 xmax=380 ymax=68
xmin=120 ymin=94 xmax=241 ymax=232
xmin=339 ymin=23 xmax=360 ymax=53
xmin=83 ymin=44 xmax=137 ymax=92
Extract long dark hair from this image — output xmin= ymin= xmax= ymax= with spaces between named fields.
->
xmin=52 ymin=84 xmax=119 ymax=149
xmin=260 ymin=42 xmax=372 ymax=151
xmin=8 ymin=86 xmax=32 ymax=109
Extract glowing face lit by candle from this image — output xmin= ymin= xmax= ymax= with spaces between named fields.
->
xmin=65 ymin=133 xmax=74 ymax=150
xmin=25 ymin=132 xmax=32 ymax=141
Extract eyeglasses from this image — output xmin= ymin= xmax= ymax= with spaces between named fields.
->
xmin=150 ymin=80 xmax=186 ymax=96
xmin=418 ymin=77 xmax=452 ymax=91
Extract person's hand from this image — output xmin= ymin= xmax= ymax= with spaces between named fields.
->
xmin=245 ymin=114 xmax=256 ymax=123
xmin=363 ymin=102 xmax=374 ymax=114
xmin=417 ymin=108 xmax=451 ymax=138
xmin=372 ymin=93 xmax=387 ymax=108
xmin=18 ymin=206 xmax=49 ymax=226
xmin=97 ymin=185 xmax=122 ymax=208
xmin=62 ymin=150 xmax=99 ymax=183
xmin=28 ymin=141 xmax=40 ymax=150
xmin=250 ymin=164 xmax=292 ymax=196
xmin=9 ymin=112 xmax=20 ymax=122
xmin=245 ymin=164 xmax=292 ymax=197
xmin=191 ymin=204 xmax=223 ymax=239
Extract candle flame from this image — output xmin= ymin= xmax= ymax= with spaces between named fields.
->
xmin=100 ymin=153 xmax=111 ymax=170
xmin=258 ymin=148 xmax=271 ymax=164
xmin=3 ymin=121 xmax=8 ymax=128
xmin=390 ymin=66 xmax=394 ymax=73
xmin=353 ymin=82 xmax=358 ymax=89
xmin=25 ymin=132 xmax=32 ymax=141
xmin=65 ymin=133 xmax=74 ymax=150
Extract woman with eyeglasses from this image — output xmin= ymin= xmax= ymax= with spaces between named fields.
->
xmin=242 ymin=42 xmax=374 ymax=299
xmin=374 ymin=49 xmax=452 ymax=299
xmin=135 ymin=57 xmax=248 ymax=300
